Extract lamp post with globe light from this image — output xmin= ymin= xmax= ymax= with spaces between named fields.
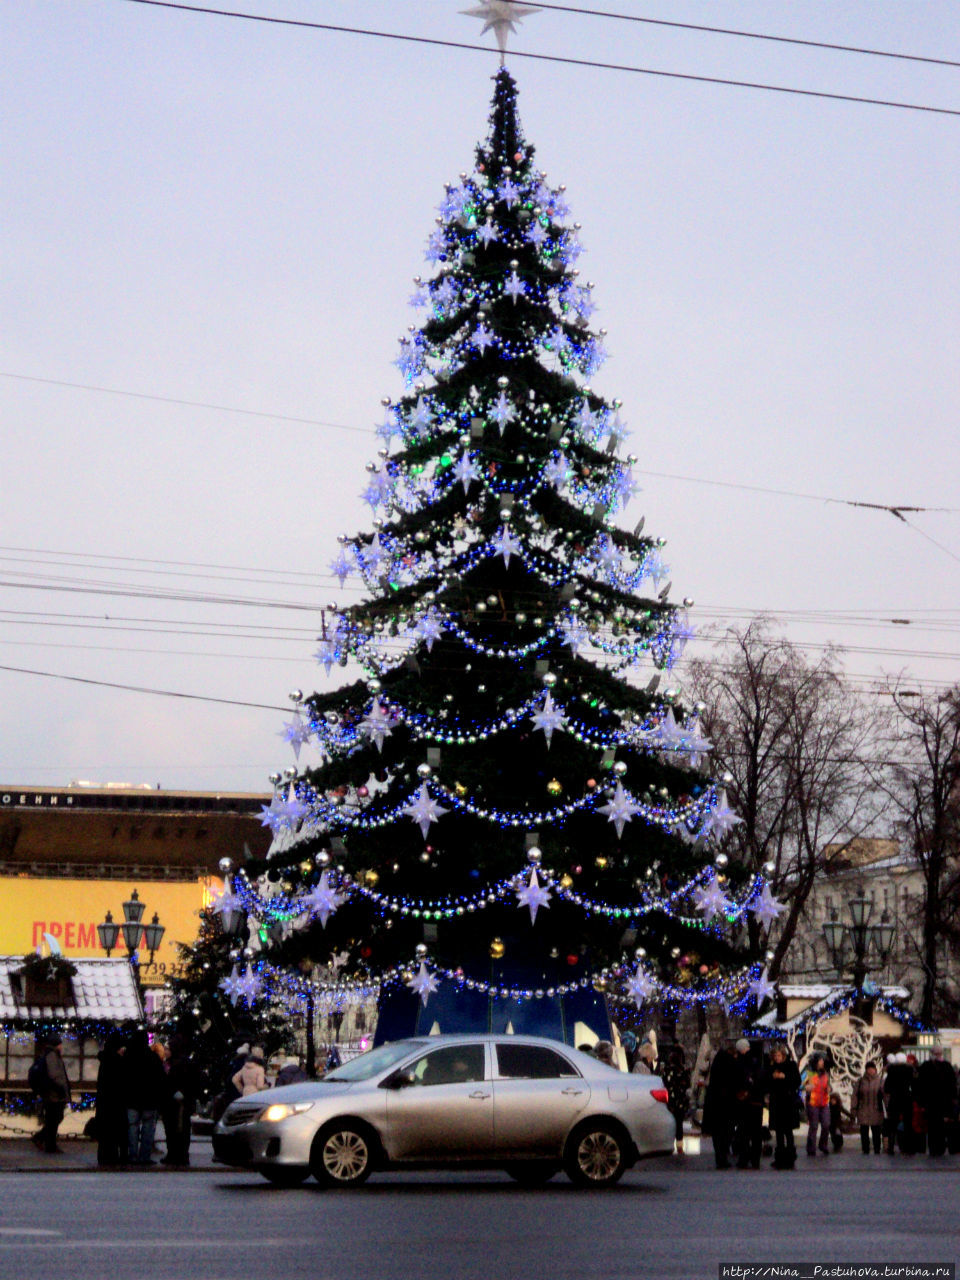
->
xmin=97 ymin=889 xmax=166 ymax=996
xmin=821 ymin=885 xmax=896 ymax=1019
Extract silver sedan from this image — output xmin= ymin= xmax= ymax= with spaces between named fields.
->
xmin=213 ymin=1034 xmax=675 ymax=1188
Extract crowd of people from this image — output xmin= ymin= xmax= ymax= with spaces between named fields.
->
xmin=28 ymin=1031 xmax=315 ymax=1166
xmin=697 ymin=1038 xmax=959 ymax=1169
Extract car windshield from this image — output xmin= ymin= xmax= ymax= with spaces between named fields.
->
xmin=323 ymin=1041 xmax=427 ymax=1082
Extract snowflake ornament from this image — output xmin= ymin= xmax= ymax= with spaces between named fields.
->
xmin=402 ymin=783 xmax=448 ymax=840
xmin=751 ymin=884 xmax=784 ymax=930
xmin=691 ymin=872 xmax=733 ymax=922
xmin=406 ymin=961 xmax=440 ymax=1007
xmin=531 ymin=691 xmax=566 ymax=748
xmin=304 ymin=870 xmax=345 ymax=928
xmin=624 ymin=967 xmax=657 ymax=1008
xmin=597 ymin=781 xmax=641 ymax=839
xmin=516 ymin=868 xmax=551 ymax=923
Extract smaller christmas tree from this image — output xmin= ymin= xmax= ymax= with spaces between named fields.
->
xmin=164 ymin=903 xmax=296 ymax=1101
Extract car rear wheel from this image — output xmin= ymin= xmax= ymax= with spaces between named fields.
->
xmin=311 ymin=1123 xmax=375 ymax=1189
xmin=564 ymin=1121 xmax=629 ymax=1188
xmin=259 ymin=1166 xmax=309 ymax=1187
xmin=504 ymin=1161 xmax=560 ymax=1186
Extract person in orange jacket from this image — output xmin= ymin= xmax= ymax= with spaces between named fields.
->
xmin=803 ymin=1055 xmax=831 ymax=1156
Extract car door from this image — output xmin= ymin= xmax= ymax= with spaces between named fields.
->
xmin=383 ymin=1042 xmax=493 ymax=1161
xmin=492 ymin=1042 xmax=591 ymax=1157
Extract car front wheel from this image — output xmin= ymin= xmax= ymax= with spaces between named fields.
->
xmin=564 ymin=1121 xmax=629 ymax=1188
xmin=311 ymin=1123 xmax=375 ymax=1189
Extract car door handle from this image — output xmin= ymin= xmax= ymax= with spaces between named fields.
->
xmin=469 ymin=1090 xmax=491 ymax=1100
xmin=561 ymin=1088 xmax=584 ymax=1096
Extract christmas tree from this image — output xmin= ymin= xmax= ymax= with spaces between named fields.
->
xmin=215 ymin=64 xmax=778 ymax=1045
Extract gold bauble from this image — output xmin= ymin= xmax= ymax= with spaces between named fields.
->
xmin=489 ymin=937 xmax=506 ymax=959
xmin=560 ymin=874 xmax=574 ymax=889
xmin=363 ymin=869 xmax=379 ymax=888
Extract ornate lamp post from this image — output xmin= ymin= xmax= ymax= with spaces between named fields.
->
xmin=97 ymin=890 xmax=166 ymax=992
xmin=822 ymin=885 xmax=896 ymax=1017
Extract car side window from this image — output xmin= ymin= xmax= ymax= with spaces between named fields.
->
xmin=408 ymin=1044 xmax=486 ymax=1086
xmin=495 ymin=1044 xmax=580 ymax=1080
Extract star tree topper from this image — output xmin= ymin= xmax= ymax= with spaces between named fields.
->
xmin=462 ymin=2 xmax=542 ymax=60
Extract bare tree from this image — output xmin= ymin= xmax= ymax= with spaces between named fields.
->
xmin=882 ymin=686 xmax=960 ymax=1024
xmin=687 ymin=619 xmax=882 ymax=979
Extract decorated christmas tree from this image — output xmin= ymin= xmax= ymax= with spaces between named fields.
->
xmin=214 ymin=49 xmax=780 ymax=1046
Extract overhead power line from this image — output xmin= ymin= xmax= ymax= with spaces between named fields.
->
xmin=0 ymin=371 xmax=364 ymax=437
xmin=6 ymin=373 xmax=960 ymax=517
xmin=118 ymin=0 xmax=960 ymax=119
xmin=536 ymin=3 xmax=960 ymax=70
xmin=0 ymin=662 xmax=288 ymax=711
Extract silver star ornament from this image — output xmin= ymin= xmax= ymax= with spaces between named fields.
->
xmin=462 ymin=2 xmax=542 ymax=58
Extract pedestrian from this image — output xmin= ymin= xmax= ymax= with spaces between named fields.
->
xmin=829 ymin=1091 xmax=848 ymax=1151
xmin=884 ymin=1052 xmax=914 ymax=1154
xmin=620 ymin=1030 xmax=638 ymax=1072
xmin=802 ymin=1055 xmax=831 ymax=1157
xmin=733 ymin=1039 xmax=764 ymax=1169
xmin=232 ymin=1046 xmax=268 ymax=1096
xmin=916 ymin=1047 xmax=957 ymax=1158
xmin=701 ymin=1040 xmax=738 ymax=1169
xmin=31 ymin=1033 xmax=72 ymax=1154
xmin=594 ymin=1040 xmax=617 ymax=1068
xmin=274 ymin=1056 xmax=309 ymax=1088
xmin=763 ymin=1044 xmax=801 ymax=1169
xmin=94 ymin=1031 xmax=129 ymax=1166
xmin=659 ymin=1044 xmax=691 ymax=1155
xmin=691 ymin=1032 xmax=715 ymax=1129
xmin=123 ymin=1030 xmax=170 ymax=1165
xmin=852 ymin=1061 xmax=885 ymax=1154
xmin=631 ymin=1042 xmax=656 ymax=1075
xmin=162 ymin=1033 xmax=202 ymax=1166
xmin=325 ymin=1045 xmax=342 ymax=1073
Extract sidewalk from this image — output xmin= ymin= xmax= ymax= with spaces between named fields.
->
xmin=0 ymin=1125 xmax=217 ymax=1173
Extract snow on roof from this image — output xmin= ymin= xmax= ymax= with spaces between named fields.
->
xmin=752 ymin=983 xmax=912 ymax=1032
xmin=0 ymin=957 xmax=143 ymax=1024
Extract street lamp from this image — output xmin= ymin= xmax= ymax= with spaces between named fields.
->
xmin=97 ymin=890 xmax=166 ymax=988
xmin=821 ymin=885 xmax=896 ymax=1013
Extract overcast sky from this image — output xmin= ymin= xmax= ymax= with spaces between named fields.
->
xmin=2 ymin=0 xmax=959 ymax=795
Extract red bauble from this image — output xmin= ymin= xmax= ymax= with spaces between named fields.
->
xmin=357 ymin=785 xmax=369 ymax=798
xmin=566 ymin=954 xmax=579 ymax=966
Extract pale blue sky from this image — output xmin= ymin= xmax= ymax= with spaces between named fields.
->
xmin=2 ymin=1 xmax=959 ymax=791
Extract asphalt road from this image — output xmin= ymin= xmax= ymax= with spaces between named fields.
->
xmin=1 ymin=1159 xmax=958 ymax=1280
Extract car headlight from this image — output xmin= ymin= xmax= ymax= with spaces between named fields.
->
xmin=260 ymin=1102 xmax=315 ymax=1123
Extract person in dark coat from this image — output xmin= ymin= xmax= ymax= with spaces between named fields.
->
xmin=883 ymin=1052 xmax=914 ymax=1154
xmin=32 ymin=1034 xmax=72 ymax=1154
xmin=162 ymin=1034 xmax=202 ymax=1166
xmin=274 ymin=1056 xmax=309 ymax=1088
xmin=702 ymin=1041 xmax=738 ymax=1169
xmin=916 ymin=1048 xmax=957 ymax=1157
xmin=763 ymin=1044 xmax=801 ymax=1168
xmin=123 ymin=1030 xmax=169 ymax=1165
xmin=732 ymin=1039 xmax=765 ymax=1169
xmin=95 ymin=1031 xmax=128 ymax=1166
xmin=659 ymin=1045 xmax=691 ymax=1155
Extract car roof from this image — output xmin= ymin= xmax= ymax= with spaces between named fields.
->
xmin=383 ymin=1034 xmax=589 ymax=1049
